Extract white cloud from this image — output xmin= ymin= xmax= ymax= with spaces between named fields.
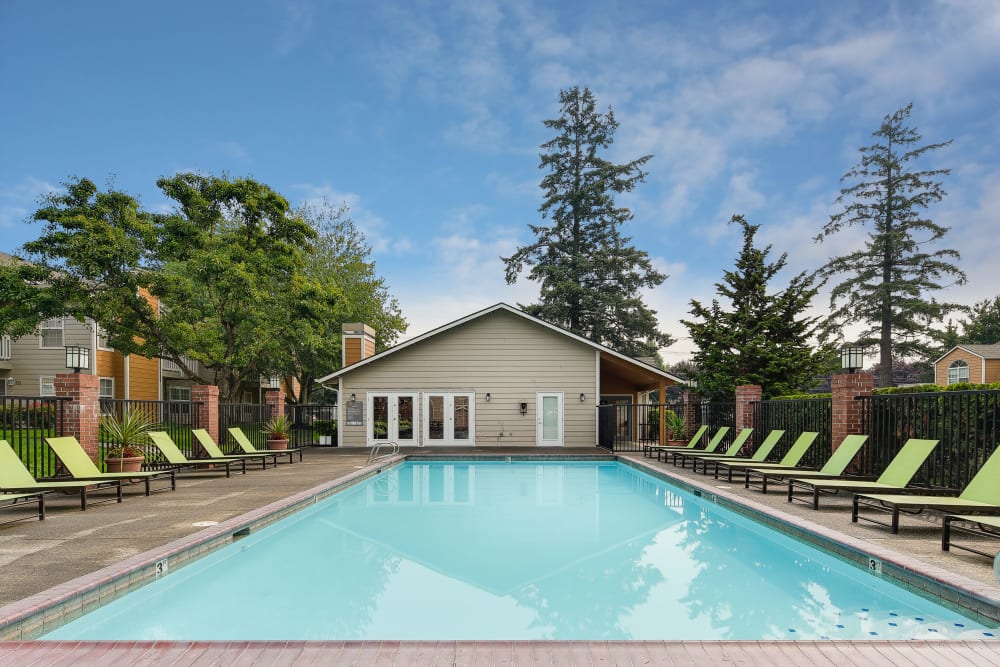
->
xmin=289 ymin=183 xmax=410 ymax=255
xmin=0 ymin=177 xmax=59 ymax=240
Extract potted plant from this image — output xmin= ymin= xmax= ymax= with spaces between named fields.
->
xmin=100 ymin=408 xmax=158 ymax=473
xmin=663 ymin=409 xmax=687 ymax=446
xmin=264 ymin=413 xmax=292 ymax=450
xmin=314 ymin=418 xmax=337 ymax=445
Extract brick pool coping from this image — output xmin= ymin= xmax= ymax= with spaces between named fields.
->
xmin=0 ymin=451 xmax=998 ymax=665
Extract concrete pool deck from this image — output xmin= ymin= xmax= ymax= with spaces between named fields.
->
xmin=0 ymin=445 xmax=998 ymax=664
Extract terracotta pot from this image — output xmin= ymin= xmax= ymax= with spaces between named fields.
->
xmin=105 ymin=455 xmax=144 ymax=473
xmin=267 ymin=438 xmax=289 ymax=450
xmin=666 ymin=440 xmax=688 ymax=447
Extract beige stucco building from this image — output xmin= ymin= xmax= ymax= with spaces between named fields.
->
xmin=319 ymin=304 xmax=683 ymax=448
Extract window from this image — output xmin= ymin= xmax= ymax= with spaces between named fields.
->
xmin=39 ymin=318 xmax=64 ymax=349
xmin=168 ymin=385 xmax=191 ymax=402
xmin=99 ymin=377 xmax=114 ymax=399
xmin=40 ymin=376 xmax=55 ymax=396
xmin=947 ymin=360 xmax=970 ymax=384
xmin=96 ymin=325 xmax=113 ymax=351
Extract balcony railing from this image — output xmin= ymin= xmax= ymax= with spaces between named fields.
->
xmin=161 ymin=354 xmax=194 ymax=373
xmin=0 ymin=336 xmax=10 ymax=360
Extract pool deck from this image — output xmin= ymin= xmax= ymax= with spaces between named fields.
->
xmin=1 ymin=445 xmax=999 ymax=665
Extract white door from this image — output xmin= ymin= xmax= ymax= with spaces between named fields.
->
xmin=423 ymin=392 xmax=475 ymax=446
xmin=536 ymin=392 xmax=564 ymax=447
xmin=368 ymin=393 xmax=418 ymax=446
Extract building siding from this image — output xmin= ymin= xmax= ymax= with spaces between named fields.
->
xmin=340 ymin=310 xmax=597 ymax=447
xmin=936 ymin=349 xmax=988 ymax=385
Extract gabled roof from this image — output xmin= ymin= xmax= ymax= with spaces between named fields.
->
xmin=934 ymin=344 xmax=1000 ymax=365
xmin=317 ymin=302 xmax=685 ymax=384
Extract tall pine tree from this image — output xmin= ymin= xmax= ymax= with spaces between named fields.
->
xmin=502 ymin=86 xmax=672 ymax=357
xmin=816 ymin=103 xmax=966 ymax=387
xmin=683 ymin=216 xmax=833 ymax=400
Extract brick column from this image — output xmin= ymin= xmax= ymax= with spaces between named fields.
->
xmin=191 ymin=385 xmax=220 ymax=452
xmin=55 ymin=373 xmax=101 ymax=461
xmin=682 ymin=390 xmax=698 ymax=436
xmin=265 ymin=388 xmax=286 ymax=421
xmin=735 ymin=384 xmax=761 ymax=431
xmin=831 ymin=372 xmax=873 ymax=450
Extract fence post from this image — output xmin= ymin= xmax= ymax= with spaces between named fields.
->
xmin=682 ymin=391 xmax=698 ymax=435
xmin=735 ymin=384 xmax=761 ymax=431
xmin=54 ymin=373 xmax=101 ymax=462
xmin=265 ymin=388 xmax=286 ymax=421
xmin=831 ymin=372 xmax=873 ymax=450
xmin=191 ymin=385 xmax=219 ymax=449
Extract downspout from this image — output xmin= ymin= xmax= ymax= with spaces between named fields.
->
xmin=337 ymin=376 xmax=343 ymax=447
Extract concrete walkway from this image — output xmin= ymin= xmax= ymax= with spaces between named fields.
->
xmin=1 ymin=446 xmax=998 ymax=665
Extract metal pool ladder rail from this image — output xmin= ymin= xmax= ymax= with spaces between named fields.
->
xmin=367 ymin=441 xmax=399 ymax=465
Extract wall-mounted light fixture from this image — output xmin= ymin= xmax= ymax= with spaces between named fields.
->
xmin=840 ymin=346 xmax=865 ymax=374
xmin=519 ymin=402 xmax=528 ymax=416
xmin=485 ymin=392 xmax=491 ymax=402
xmin=579 ymin=392 xmax=586 ymax=402
xmin=65 ymin=346 xmax=90 ymax=373
xmin=350 ymin=393 xmax=357 ymax=402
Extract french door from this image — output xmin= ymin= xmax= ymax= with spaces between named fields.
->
xmin=536 ymin=392 xmax=564 ymax=447
xmin=367 ymin=393 xmax=418 ymax=446
xmin=423 ymin=392 xmax=475 ymax=446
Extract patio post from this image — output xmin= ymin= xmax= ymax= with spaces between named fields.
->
xmin=831 ymin=371 xmax=873 ymax=452
xmin=265 ymin=387 xmax=286 ymax=421
xmin=54 ymin=372 xmax=101 ymax=461
xmin=191 ymin=385 xmax=220 ymax=449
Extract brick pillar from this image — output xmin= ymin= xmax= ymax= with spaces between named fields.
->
xmin=55 ymin=373 xmax=101 ymax=461
xmin=191 ymin=385 xmax=220 ymax=451
xmin=265 ymin=388 xmax=286 ymax=421
xmin=735 ymin=384 xmax=761 ymax=431
xmin=682 ymin=390 xmax=698 ymax=436
xmin=831 ymin=372 xmax=873 ymax=450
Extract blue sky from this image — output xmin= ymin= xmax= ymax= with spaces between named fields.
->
xmin=2 ymin=1 xmax=998 ymax=363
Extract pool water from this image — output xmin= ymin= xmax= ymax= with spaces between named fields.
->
xmin=44 ymin=461 xmax=998 ymax=640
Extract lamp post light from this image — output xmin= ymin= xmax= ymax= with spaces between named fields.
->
xmin=840 ymin=346 xmax=865 ymax=374
xmin=65 ymin=346 xmax=90 ymax=373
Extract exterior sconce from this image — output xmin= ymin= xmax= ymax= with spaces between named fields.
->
xmin=579 ymin=392 xmax=586 ymax=402
xmin=485 ymin=392 xmax=491 ymax=402
xmin=840 ymin=346 xmax=865 ymax=373
xmin=519 ymin=402 xmax=528 ymax=416
xmin=65 ymin=346 xmax=90 ymax=373
xmin=350 ymin=393 xmax=356 ymax=402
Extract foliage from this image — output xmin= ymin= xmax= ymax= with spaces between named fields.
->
xmin=263 ymin=413 xmax=292 ymax=439
xmin=874 ymin=381 xmax=1000 ymax=395
xmin=683 ymin=215 xmax=836 ymax=400
xmin=502 ymin=85 xmax=672 ymax=357
xmin=278 ymin=200 xmax=407 ymax=403
xmin=314 ymin=419 xmax=337 ymax=436
xmin=815 ymin=103 xmax=966 ymax=387
xmin=100 ymin=408 xmax=158 ymax=459
xmin=954 ymin=295 xmax=1000 ymax=345
xmin=0 ymin=403 xmax=58 ymax=429
xmin=662 ymin=409 xmax=686 ymax=439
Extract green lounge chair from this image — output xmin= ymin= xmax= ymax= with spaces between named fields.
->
xmin=672 ymin=427 xmax=744 ymax=468
xmin=148 ymin=431 xmax=247 ymax=477
xmin=681 ymin=428 xmax=755 ymax=473
xmin=228 ymin=426 xmax=303 ymax=463
xmin=693 ymin=429 xmax=785 ymax=476
xmin=1 ymin=439 xmax=122 ymax=510
xmin=667 ymin=427 xmax=731 ymax=466
xmin=942 ymin=514 xmax=1000 ymax=558
xmin=747 ymin=434 xmax=869 ymax=494
xmin=44 ymin=436 xmax=176 ymax=495
xmin=192 ymin=429 xmax=276 ymax=469
xmin=0 ymin=491 xmax=46 ymax=526
xmin=853 ymin=443 xmax=1000 ymax=534
xmin=787 ymin=438 xmax=939 ymax=510
xmin=715 ymin=431 xmax=820 ymax=484
xmin=644 ymin=424 xmax=709 ymax=459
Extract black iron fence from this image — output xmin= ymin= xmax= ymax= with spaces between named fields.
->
xmin=219 ymin=403 xmax=272 ymax=453
xmin=751 ymin=397 xmax=831 ymax=468
xmin=599 ymin=400 xmax=734 ymax=452
xmin=1 ymin=396 xmax=68 ymax=477
xmin=286 ymin=404 xmax=338 ymax=447
xmin=100 ymin=398 xmax=201 ymax=468
xmin=860 ymin=390 xmax=1000 ymax=490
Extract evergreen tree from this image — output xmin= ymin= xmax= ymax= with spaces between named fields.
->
xmin=502 ymin=86 xmax=672 ymax=357
xmin=816 ymin=103 xmax=966 ymax=387
xmin=683 ymin=216 xmax=834 ymax=400
xmin=958 ymin=296 xmax=1000 ymax=345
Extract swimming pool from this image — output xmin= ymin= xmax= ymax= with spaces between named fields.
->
xmin=43 ymin=460 xmax=999 ymax=640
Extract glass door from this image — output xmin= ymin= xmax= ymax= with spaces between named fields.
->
xmin=536 ymin=392 xmax=564 ymax=447
xmin=367 ymin=392 xmax=418 ymax=446
xmin=423 ymin=392 xmax=475 ymax=446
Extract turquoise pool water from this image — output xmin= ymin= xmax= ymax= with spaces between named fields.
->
xmin=44 ymin=461 xmax=998 ymax=640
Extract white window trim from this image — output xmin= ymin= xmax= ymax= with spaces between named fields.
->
xmin=39 ymin=318 xmax=64 ymax=349
xmin=947 ymin=360 xmax=970 ymax=385
xmin=40 ymin=376 xmax=56 ymax=397
xmin=99 ymin=377 xmax=115 ymax=398
xmin=96 ymin=324 xmax=113 ymax=351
